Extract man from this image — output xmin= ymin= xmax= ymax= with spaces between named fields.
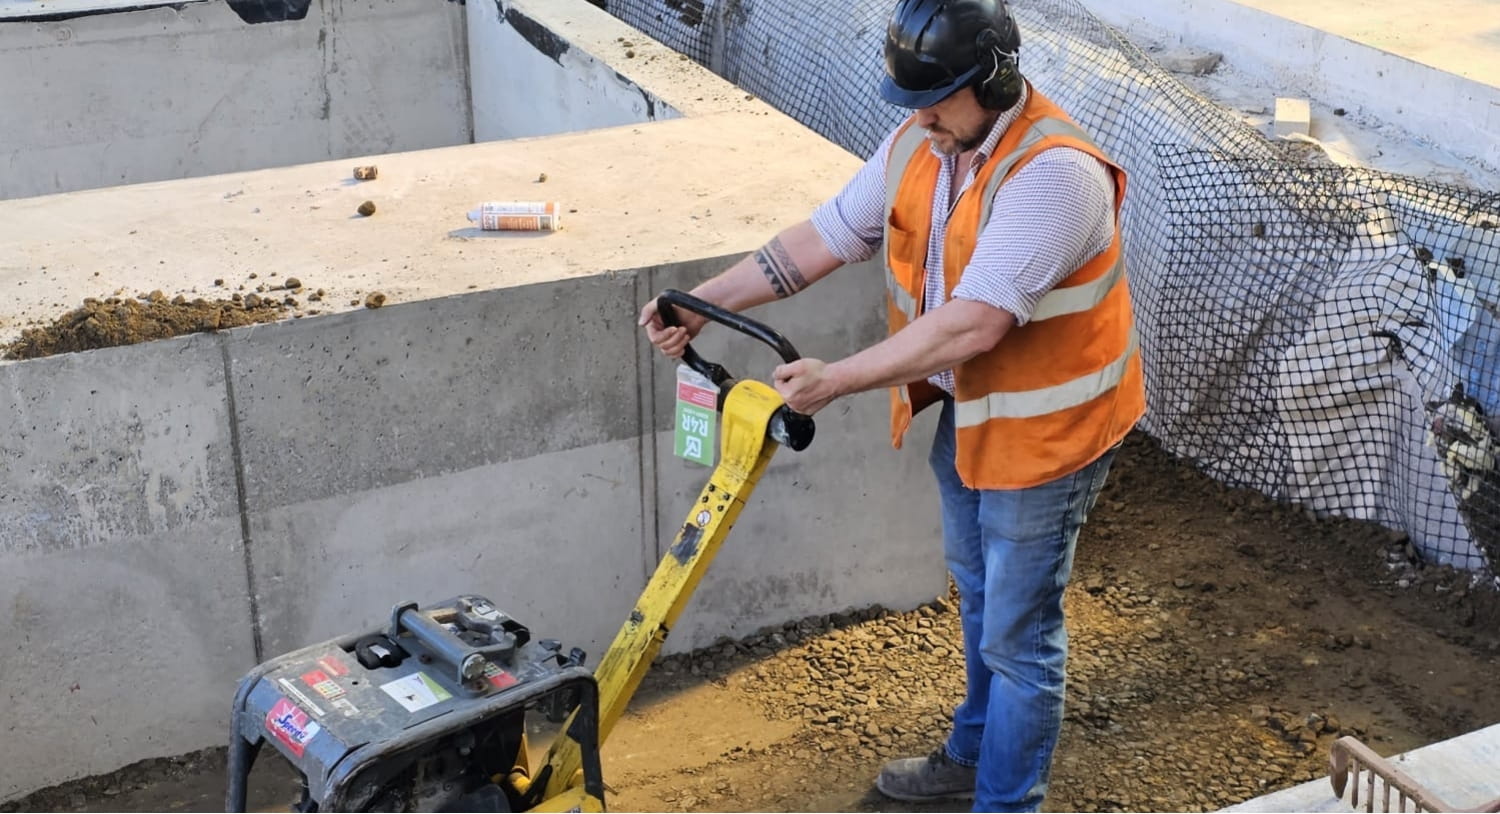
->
xmin=638 ymin=0 xmax=1145 ymax=809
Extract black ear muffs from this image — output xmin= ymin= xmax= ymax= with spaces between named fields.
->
xmin=972 ymin=27 xmax=1023 ymax=111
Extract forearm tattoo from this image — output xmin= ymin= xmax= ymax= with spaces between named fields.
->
xmin=754 ymin=237 xmax=809 ymax=298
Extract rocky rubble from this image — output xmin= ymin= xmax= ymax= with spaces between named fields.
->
xmin=628 ymin=420 xmax=1500 ymax=814
xmin=647 ymin=569 xmax=1349 ymax=813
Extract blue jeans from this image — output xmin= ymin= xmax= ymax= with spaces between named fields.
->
xmin=929 ymin=399 xmax=1118 ymax=812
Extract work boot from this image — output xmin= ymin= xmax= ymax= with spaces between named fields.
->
xmin=874 ymin=748 xmax=977 ymax=802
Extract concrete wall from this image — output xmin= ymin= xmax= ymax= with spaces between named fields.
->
xmin=465 ymin=0 xmax=786 ymax=144
xmin=1079 ymin=0 xmax=1500 ymax=176
xmin=0 ymin=336 xmax=259 ymax=799
xmin=0 ymin=262 xmax=943 ymax=802
xmin=0 ymin=0 xmax=472 ymax=201
xmin=467 ymin=0 xmax=683 ymax=142
xmin=231 ymin=273 xmax=653 ymax=659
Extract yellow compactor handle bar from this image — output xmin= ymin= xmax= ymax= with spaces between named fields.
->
xmin=535 ymin=289 xmax=816 ymax=806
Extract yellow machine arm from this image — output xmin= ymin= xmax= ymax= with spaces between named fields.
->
xmin=533 ymin=290 xmax=815 ymax=808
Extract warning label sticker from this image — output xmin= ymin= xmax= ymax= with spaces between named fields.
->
xmin=380 ymin=672 xmax=453 ymax=713
xmin=482 ymin=661 xmax=518 ymax=690
xmin=266 ymin=696 xmax=321 ymax=758
xmin=300 ymin=668 xmax=345 ymax=701
xmin=277 ymin=678 xmax=325 ymax=717
xmin=676 ymin=380 xmax=717 ymax=408
xmin=317 ymin=655 xmax=350 ymax=678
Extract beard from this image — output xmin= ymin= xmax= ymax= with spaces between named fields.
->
xmin=928 ymin=119 xmax=995 ymax=156
xmin=956 ymin=129 xmax=988 ymax=153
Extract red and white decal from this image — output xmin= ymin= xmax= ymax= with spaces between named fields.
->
xmin=265 ymin=696 xmax=322 ymax=757
xmin=483 ymin=662 xmax=518 ymax=690
xmin=676 ymin=381 xmax=716 ymax=409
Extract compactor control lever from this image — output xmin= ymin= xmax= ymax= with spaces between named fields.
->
xmin=654 ymin=288 xmax=815 ymax=451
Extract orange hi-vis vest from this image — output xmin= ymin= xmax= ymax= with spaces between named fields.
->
xmin=883 ymin=86 xmax=1146 ymax=490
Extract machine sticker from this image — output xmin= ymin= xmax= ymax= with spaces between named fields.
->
xmin=676 ymin=379 xmax=717 ymax=409
xmin=300 ymin=669 xmax=345 ymax=701
xmin=380 ymin=671 xmax=453 ymax=713
xmin=277 ymin=678 xmax=325 ymax=717
xmin=331 ymin=696 xmax=361 ymax=717
xmin=265 ymin=696 xmax=322 ymax=758
xmin=316 ymin=655 xmax=350 ymax=677
xmin=673 ymin=365 xmax=717 ymax=467
xmin=482 ymin=661 xmax=518 ymax=690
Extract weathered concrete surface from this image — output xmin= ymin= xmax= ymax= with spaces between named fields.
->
xmin=245 ymin=435 xmax=650 ymax=664
xmin=227 ymin=276 xmax=650 ymax=658
xmin=467 ymin=0 xmax=684 ymax=141
xmin=643 ymin=260 xmax=948 ymax=654
xmin=0 ymin=112 xmax=854 ymax=347
xmin=0 ymin=0 xmax=471 ymax=202
xmin=1224 ymin=0 xmax=1500 ymax=89
xmin=0 ymin=336 xmax=257 ymax=800
xmin=500 ymin=0 xmax=773 ymax=121
xmin=228 ymin=278 xmax=641 ymax=510
xmin=1079 ymin=0 xmax=1500 ymax=177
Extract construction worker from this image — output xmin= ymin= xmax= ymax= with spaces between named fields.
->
xmin=638 ymin=0 xmax=1144 ymax=809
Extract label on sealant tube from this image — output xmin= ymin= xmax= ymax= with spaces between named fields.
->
xmin=466 ymin=201 xmax=562 ymax=232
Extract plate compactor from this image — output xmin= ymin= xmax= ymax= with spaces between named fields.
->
xmin=226 ymin=290 xmax=817 ymax=813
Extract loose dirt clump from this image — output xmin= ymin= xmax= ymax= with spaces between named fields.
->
xmin=2 ymin=293 xmax=293 ymax=361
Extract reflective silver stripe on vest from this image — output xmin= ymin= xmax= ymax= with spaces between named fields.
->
xmin=973 ymin=116 xmax=1113 ymax=324
xmin=1029 ymin=254 xmax=1123 ymax=322
xmin=975 ymin=117 xmax=1094 ymax=230
xmin=883 ymin=122 xmax=931 ymax=322
xmin=884 ymin=122 xmax=931 ymax=221
xmin=887 ymin=274 xmax=919 ymax=321
xmin=953 ymin=327 xmax=1139 ymax=427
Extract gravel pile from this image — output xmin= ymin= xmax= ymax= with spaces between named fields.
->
xmin=650 ymin=570 xmax=1374 ymax=813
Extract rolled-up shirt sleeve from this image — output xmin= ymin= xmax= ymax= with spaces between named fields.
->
xmin=951 ymin=146 xmax=1116 ymax=325
xmin=810 ymin=127 xmax=900 ymax=265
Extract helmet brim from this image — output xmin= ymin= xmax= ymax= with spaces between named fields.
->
xmin=878 ymin=63 xmax=982 ymax=109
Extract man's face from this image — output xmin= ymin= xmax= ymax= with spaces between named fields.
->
xmin=914 ymin=86 xmax=996 ymax=156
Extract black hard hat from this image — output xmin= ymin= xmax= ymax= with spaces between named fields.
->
xmin=879 ymin=0 xmax=1021 ymax=109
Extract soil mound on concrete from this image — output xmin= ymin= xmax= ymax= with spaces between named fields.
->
xmin=3 ymin=292 xmax=296 ymax=360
